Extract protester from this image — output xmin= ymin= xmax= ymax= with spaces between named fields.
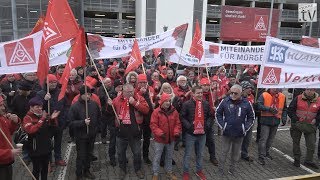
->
xmin=257 ymin=88 xmax=287 ymax=165
xmin=216 ymin=84 xmax=254 ymax=175
xmin=0 ymin=96 xmax=21 ymax=180
xmin=68 ymin=85 xmax=101 ymax=180
xmin=288 ymin=88 xmax=320 ymax=169
xmin=23 ymin=96 xmax=60 ymax=180
xmin=180 ymin=86 xmax=213 ymax=180
xmin=112 ymin=83 xmax=149 ymax=180
xmin=98 ymin=77 xmax=118 ymax=166
xmin=240 ymin=81 xmax=255 ymax=162
xmin=200 ymin=78 xmax=218 ymax=166
xmin=135 ymin=74 xmax=154 ymax=164
xmin=150 ymin=93 xmax=181 ymax=180
xmin=36 ymin=74 xmax=67 ymax=167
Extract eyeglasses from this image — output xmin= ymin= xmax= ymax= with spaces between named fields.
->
xmin=230 ymin=92 xmax=239 ymax=95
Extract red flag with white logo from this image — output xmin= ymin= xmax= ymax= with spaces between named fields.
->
xmin=37 ymin=0 xmax=79 ymax=86
xmin=58 ymin=28 xmax=86 ymax=100
xmin=189 ymin=19 xmax=204 ymax=61
xmin=125 ymin=40 xmax=143 ymax=75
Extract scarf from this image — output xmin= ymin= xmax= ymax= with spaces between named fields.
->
xmin=119 ymin=98 xmax=131 ymax=124
xmin=193 ymin=98 xmax=205 ymax=134
xmin=271 ymin=93 xmax=280 ymax=118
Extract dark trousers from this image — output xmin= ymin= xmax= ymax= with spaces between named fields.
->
xmin=100 ymin=119 xmax=109 ymax=139
xmin=0 ymin=164 xmax=13 ymax=180
xmin=142 ymin=121 xmax=151 ymax=159
xmin=256 ymin=113 xmax=261 ymax=142
xmin=117 ymin=136 xmax=142 ymax=172
xmin=30 ymin=155 xmax=50 ymax=180
xmin=241 ymin=127 xmax=253 ymax=158
xmin=206 ymin=126 xmax=217 ymax=160
xmin=52 ymin=127 xmax=63 ymax=161
xmin=75 ymin=137 xmax=95 ymax=176
xmin=108 ymin=126 xmax=117 ymax=161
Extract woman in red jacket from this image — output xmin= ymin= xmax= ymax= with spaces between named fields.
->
xmin=0 ymin=96 xmax=21 ymax=180
xmin=150 ymin=93 xmax=181 ymax=180
xmin=23 ymin=96 xmax=60 ymax=180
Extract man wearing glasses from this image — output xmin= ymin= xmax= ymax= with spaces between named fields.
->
xmin=216 ymin=84 xmax=254 ymax=175
xmin=111 ymin=83 xmax=149 ymax=180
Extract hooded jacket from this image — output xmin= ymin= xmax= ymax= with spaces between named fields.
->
xmin=150 ymin=106 xmax=181 ymax=144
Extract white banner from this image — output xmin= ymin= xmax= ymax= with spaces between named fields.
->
xmin=166 ymin=48 xmax=222 ymax=67
xmin=204 ymin=41 xmax=265 ymax=65
xmin=87 ymin=23 xmax=188 ymax=59
xmin=0 ymin=31 xmax=43 ymax=74
xmin=258 ymin=36 xmax=320 ymax=88
xmin=48 ymin=38 xmax=72 ymax=66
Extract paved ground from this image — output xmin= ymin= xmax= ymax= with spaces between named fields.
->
xmin=12 ymin=90 xmax=320 ymax=180
xmin=12 ymin=122 xmax=320 ymax=180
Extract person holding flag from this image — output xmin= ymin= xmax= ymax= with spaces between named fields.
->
xmin=68 ymin=85 xmax=101 ymax=180
xmin=0 ymin=96 xmax=21 ymax=180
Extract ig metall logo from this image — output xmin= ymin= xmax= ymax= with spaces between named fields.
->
xmin=298 ymin=3 xmax=317 ymax=22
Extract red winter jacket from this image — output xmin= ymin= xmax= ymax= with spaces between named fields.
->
xmin=150 ymin=106 xmax=181 ymax=144
xmin=112 ymin=94 xmax=149 ymax=127
xmin=0 ymin=116 xmax=20 ymax=165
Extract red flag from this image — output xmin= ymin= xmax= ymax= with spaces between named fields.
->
xmin=58 ymin=28 xmax=86 ymax=100
xmin=125 ymin=40 xmax=143 ymax=75
xmin=37 ymin=0 xmax=79 ymax=86
xmin=29 ymin=16 xmax=45 ymax=35
xmin=153 ymin=48 xmax=162 ymax=57
xmin=301 ymin=36 xmax=319 ymax=48
xmin=189 ymin=19 xmax=204 ymax=61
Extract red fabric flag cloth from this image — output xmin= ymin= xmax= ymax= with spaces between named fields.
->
xmin=125 ymin=40 xmax=143 ymax=75
xmin=58 ymin=28 xmax=85 ymax=101
xmin=301 ymin=36 xmax=319 ymax=48
xmin=189 ymin=19 xmax=204 ymax=61
xmin=29 ymin=16 xmax=45 ymax=35
xmin=153 ymin=48 xmax=162 ymax=58
xmin=37 ymin=0 xmax=79 ymax=86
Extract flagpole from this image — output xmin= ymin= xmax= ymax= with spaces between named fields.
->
xmin=0 ymin=127 xmax=36 ymax=180
xmin=267 ymin=0 xmax=274 ymax=36
xmin=205 ymin=64 xmax=216 ymax=112
xmin=83 ymin=66 xmax=89 ymax=134
xmin=85 ymin=46 xmax=120 ymax=125
xmin=46 ymin=78 xmax=51 ymax=115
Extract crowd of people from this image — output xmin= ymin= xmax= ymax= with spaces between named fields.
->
xmin=0 ymin=54 xmax=320 ymax=180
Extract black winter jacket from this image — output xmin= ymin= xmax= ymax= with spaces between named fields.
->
xmin=68 ymin=98 xmax=101 ymax=139
xmin=180 ymin=99 xmax=213 ymax=135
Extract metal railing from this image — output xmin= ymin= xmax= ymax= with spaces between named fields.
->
xmin=279 ymin=27 xmax=302 ymax=40
xmin=281 ymin=9 xmax=298 ymax=22
xmin=84 ymin=18 xmax=135 ymax=34
xmin=206 ymin=24 xmax=220 ymax=37
xmin=84 ymin=1 xmax=134 ymax=13
xmin=207 ymin=4 xmax=221 ymax=18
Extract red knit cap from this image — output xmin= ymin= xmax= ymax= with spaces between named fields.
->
xmin=137 ymin=74 xmax=147 ymax=83
xmin=47 ymin=74 xmax=58 ymax=82
xmin=159 ymin=93 xmax=171 ymax=106
xmin=200 ymin=78 xmax=210 ymax=85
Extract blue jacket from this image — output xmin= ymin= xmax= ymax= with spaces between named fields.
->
xmin=216 ymin=96 xmax=255 ymax=137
